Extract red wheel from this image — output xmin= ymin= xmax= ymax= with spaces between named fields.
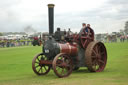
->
xmin=85 ymin=41 xmax=107 ymax=72
xmin=32 ymin=53 xmax=51 ymax=75
xmin=52 ymin=53 xmax=73 ymax=78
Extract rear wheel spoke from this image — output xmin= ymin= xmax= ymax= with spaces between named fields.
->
xmin=101 ymin=52 xmax=105 ymax=55
xmin=95 ymin=45 xmax=99 ymax=54
xmin=92 ymin=49 xmax=97 ymax=56
xmin=98 ymin=59 xmax=105 ymax=64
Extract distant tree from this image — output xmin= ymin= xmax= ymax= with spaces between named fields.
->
xmin=124 ymin=21 xmax=128 ymax=34
xmin=0 ymin=32 xmax=3 ymax=36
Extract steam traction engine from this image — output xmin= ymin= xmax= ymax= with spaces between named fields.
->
xmin=32 ymin=4 xmax=107 ymax=78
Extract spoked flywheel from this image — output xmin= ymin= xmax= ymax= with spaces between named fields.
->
xmin=85 ymin=41 xmax=107 ymax=72
xmin=52 ymin=53 xmax=73 ymax=78
xmin=32 ymin=53 xmax=51 ymax=75
xmin=80 ymin=28 xmax=94 ymax=49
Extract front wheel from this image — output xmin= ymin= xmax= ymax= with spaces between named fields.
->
xmin=52 ymin=53 xmax=73 ymax=78
xmin=32 ymin=53 xmax=51 ymax=75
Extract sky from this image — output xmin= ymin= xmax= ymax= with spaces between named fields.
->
xmin=0 ymin=0 xmax=128 ymax=34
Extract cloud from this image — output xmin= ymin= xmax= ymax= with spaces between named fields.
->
xmin=0 ymin=0 xmax=128 ymax=34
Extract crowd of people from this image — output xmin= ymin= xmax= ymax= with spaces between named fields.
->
xmin=0 ymin=39 xmax=32 ymax=48
xmin=120 ymin=35 xmax=128 ymax=42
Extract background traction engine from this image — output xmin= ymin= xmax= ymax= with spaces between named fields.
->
xmin=32 ymin=4 xmax=107 ymax=78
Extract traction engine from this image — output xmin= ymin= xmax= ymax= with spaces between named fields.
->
xmin=32 ymin=4 xmax=107 ymax=78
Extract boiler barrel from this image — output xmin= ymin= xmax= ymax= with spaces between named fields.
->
xmin=58 ymin=43 xmax=78 ymax=56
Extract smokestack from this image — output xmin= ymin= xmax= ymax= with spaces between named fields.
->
xmin=48 ymin=4 xmax=55 ymax=35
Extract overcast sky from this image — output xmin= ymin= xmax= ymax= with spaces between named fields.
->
xmin=0 ymin=0 xmax=128 ymax=33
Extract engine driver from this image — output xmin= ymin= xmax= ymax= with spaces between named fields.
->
xmin=85 ymin=24 xmax=92 ymax=36
xmin=79 ymin=23 xmax=92 ymax=37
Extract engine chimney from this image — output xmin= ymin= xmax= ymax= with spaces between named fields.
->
xmin=48 ymin=4 xmax=55 ymax=35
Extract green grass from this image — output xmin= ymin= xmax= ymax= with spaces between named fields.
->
xmin=0 ymin=42 xmax=128 ymax=85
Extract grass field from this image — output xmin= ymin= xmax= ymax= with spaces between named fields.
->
xmin=0 ymin=42 xmax=128 ymax=85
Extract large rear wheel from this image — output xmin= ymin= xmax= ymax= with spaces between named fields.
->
xmin=85 ymin=41 xmax=107 ymax=72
